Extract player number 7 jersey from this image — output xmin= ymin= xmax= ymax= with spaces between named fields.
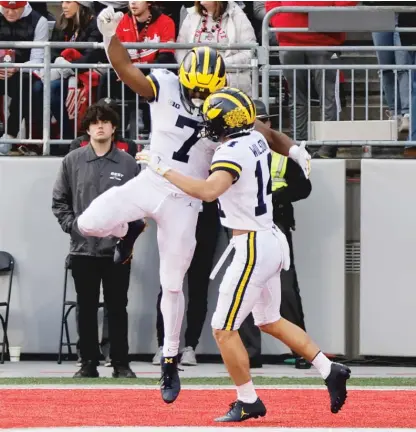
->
xmin=210 ymin=130 xmax=274 ymax=232
xmin=144 ymin=68 xmax=217 ymax=194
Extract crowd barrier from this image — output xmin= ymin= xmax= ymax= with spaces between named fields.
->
xmin=2 ymin=6 xmax=416 ymax=155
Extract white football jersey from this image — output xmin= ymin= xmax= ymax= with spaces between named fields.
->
xmin=145 ymin=69 xmax=217 ymax=194
xmin=210 ymin=130 xmax=274 ymax=231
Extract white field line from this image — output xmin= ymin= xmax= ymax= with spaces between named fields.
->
xmin=0 ymin=384 xmax=415 ymax=390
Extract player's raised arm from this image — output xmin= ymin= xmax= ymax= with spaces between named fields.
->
xmin=254 ymin=119 xmax=311 ymax=179
xmin=97 ymin=6 xmax=154 ymax=100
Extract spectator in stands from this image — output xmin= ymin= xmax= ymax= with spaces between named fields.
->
xmin=239 ymin=100 xmax=312 ymax=369
xmin=153 ymin=200 xmax=220 ymax=366
xmin=265 ymin=1 xmax=357 ymax=158
xmin=52 ymin=102 xmax=139 ymax=379
xmin=32 ymin=1 xmax=102 ymax=146
xmin=0 ymin=1 xmax=48 ymax=155
xmin=97 ymin=1 xmax=176 ymax=136
xmin=176 ymin=1 xmax=257 ymax=96
xmin=368 ymin=1 xmax=410 ymax=134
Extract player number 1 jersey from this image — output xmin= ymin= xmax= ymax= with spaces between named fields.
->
xmin=210 ymin=131 xmax=274 ymax=232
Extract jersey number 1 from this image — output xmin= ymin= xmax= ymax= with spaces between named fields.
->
xmin=172 ymin=115 xmax=200 ymax=163
xmin=255 ymin=153 xmax=272 ymax=216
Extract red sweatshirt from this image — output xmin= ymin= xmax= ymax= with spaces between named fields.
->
xmin=265 ymin=1 xmax=358 ymax=46
xmin=116 ymin=10 xmax=175 ymax=63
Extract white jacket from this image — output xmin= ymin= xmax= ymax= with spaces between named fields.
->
xmin=176 ymin=1 xmax=257 ymax=95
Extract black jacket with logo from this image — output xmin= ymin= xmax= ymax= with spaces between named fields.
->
xmin=52 ymin=144 xmax=139 ymax=257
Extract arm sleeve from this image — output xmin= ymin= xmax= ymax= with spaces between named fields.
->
xmin=175 ymin=13 xmax=191 ymax=65
xmin=159 ymin=16 xmax=176 ymax=54
xmin=49 ymin=25 xmax=62 ymax=62
xmin=26 ymin=16 xmax=49 ymax=67
xmin=70 ymin=19 xmax=103 ymax=66
xmin=224 ymin=9 xmax=257 ymax=66
xmin=210 ymin=143 xmax=243 ymax=183
xmin=52 ymin=159 xmax=76 ymax=234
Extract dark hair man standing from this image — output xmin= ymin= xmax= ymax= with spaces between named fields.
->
xmin=52 ymin=102 xmax=140 ymax=378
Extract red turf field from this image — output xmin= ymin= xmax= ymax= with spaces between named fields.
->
xmin=1 ymin=388 xmax=416 ymax=429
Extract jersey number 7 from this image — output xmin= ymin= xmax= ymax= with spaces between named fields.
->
xmin=172 ymin=115 xmax=200 ymax=163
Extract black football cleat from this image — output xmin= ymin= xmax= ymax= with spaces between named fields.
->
xmin=159 ymin=356 xmax=181 ymax=404
xmin=73 ymin=361 xmax=99 ymax=378
xmin=215 ymin=398 xmax=267 ymax=423
xmin=325 ymin=362 xmax=351 ymax=413
xmin=112 ymin=363 xmax=136 ymax=379
xmin=114 ymin=219 xmax=146 ymax=264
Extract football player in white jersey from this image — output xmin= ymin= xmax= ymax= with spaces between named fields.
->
xmin=137 ymin=88 xmax=351 ymax=422
xmin=77 ymin=5 xmax=312 ymax=405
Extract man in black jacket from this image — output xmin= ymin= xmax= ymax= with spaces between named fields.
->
xmin=239 ymin=100 xmax=312 ymax=369
xmin=52 ymin=102 xmax=139 ymax=378
xmin=69 ymin=98 xmax=146 ymax=367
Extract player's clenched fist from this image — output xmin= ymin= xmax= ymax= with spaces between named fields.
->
xmin=97 ymin=6 xmax=123 ymax=38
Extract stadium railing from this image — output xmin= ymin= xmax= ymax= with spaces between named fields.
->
xmin=0 ymin=41 xmax=258 ymax=155
xmin=2 ymin=5 xmax=416 ymax=156
xmin=262 ymin=5 xmax=416 ymax=156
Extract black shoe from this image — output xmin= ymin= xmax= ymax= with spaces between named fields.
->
xmin=114 ymin=219 xmax=146 ymax=264
xmin=295 ymin=357 xmax=312 ymax=369
xmin=159 ymin=356 xmax=181 ymax=404
xmin=215 ymin=398 xmax=267 ymax=423
xmin=73 ymin=361 xmax=99 ymax=378
xmin=325 ymin=362 xmax=351 ymax=413
xmin=112 ymin=364 xmax=136 ymax=378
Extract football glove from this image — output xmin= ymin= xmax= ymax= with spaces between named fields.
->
xmin=289 ymin=141 xmax=311 ymax=179
xmin=135 ymin=150 xmax=171 ymax=177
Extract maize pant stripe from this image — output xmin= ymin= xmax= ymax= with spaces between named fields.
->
xmin=223 ymin=232 xmax=257 ymax=331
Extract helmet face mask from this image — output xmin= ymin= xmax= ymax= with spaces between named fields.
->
xmin=178 ymin=47 xmax=226 ymax=115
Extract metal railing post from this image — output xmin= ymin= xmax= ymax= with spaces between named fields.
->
xmin=251 ymin=48 xmax=259 ymax=100
xmin=261 ymin=7 xmax=273 ymax=113
xmin=42 ymin=44 xmax=51 ymax=156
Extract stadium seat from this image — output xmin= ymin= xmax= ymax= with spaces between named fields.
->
xmin=0 ymin=251 xmax=14 ymax=364
xmin=57 ymin=255 xmax=105 ymax=364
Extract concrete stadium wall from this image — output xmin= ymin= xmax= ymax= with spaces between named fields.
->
xmin=0 ymin=158 xmax=346 ymax=357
